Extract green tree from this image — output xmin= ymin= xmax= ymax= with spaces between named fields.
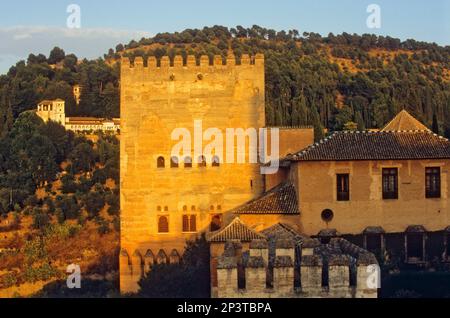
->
xmin=48 ymin=47 xmax=66 ymax=65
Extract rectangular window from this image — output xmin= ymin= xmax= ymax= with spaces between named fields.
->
xmin=182 ymin=215 xmax=197 ymax=233
xmin=382 ymin=168 xmax=398 ymax=200
xmin=425 ymin=167 xmax=441 ymax=198
xmin=337 ymin=174 xmax=350 ymax=201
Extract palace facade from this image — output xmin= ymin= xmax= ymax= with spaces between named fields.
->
xmin=119 ymin=53 xmax=450 ymax=297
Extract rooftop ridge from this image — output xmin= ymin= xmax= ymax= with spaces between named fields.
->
xmin=284 ymin=129 xmax=450 ymax=162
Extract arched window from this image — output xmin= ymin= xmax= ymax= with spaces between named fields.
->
xmin=198 ymin=155 xmax=207 ymax=168
xmin=171 ymin=156 xmax=179 ymax=168
xmin=212 ymin=156 xmax=220 ymax=167
xmin=158 ymin=216 xmax=169 ymax=233
xmin=157 ymin=156 xmax=165 ymax=168
xmin=184 ymin=156 xmax=192 ymax=168
xmin=210 ymin=214 xmax=223 ymax=232
xmin=170 ymin=249 xmax=181 ymax=264
xmin=156 ymin=250 xmax=168 ymax=264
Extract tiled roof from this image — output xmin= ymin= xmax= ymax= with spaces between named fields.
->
xmin=382 ymin=110 xmax=430 ymax=132
xmin=261 ymin=223 xmax=306 ymax=245
xmin=207 ymin=218 xmax=266 ymax=242
xmin=284 ymin=131 xmax=450 ymax=162
xmin=233 ymin=182 xmax=299 ymax=215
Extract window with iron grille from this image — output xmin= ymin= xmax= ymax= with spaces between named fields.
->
xmin=382 ymin=168 xmax=398 ymax=200
xmin=425 ymin=167 xmax=441 ymax=198
xmin=337 ymin=174 xmax=350 ymax=201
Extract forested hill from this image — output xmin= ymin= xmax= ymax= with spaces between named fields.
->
xmin=1 ymin=25 xmax=449 ymax=139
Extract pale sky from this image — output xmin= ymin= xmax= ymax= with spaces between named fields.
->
xmin=0 ymin=0 xmax=448 ymax=74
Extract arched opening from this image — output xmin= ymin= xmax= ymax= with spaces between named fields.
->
xmin=158 ymin=216 xmax=169 ymax=233
xmin=144 ymin=250 xmax=155 ymax=273
xmin=157 ymin=156 xmax=165 ymax=168
xmin=212 ymin=156 xmax=220 ymax=167
xmin=156 ymin=250 xmax=168 ymax=264
xmin=405 ymin=226 xmax=426 ymax=263
xmin=170 ymin=249 xmax=181 ymax=264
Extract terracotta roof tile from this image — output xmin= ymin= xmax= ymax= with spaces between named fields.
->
xmin=382 ymin=110 xmax=430 ymax=132
xmin=285 ymin=131 xmax=450 ymax=162
xmin=233 ymin=182 xmax=299 ymax=215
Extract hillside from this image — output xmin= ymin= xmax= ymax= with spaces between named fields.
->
xmin=0 ymin=113 xmax=120 ymax=297
xmin=1 ymin=26 xmax=449 ymax=140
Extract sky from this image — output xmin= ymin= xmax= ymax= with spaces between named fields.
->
xmin=0 ymin=0 xmax=448 ymax=74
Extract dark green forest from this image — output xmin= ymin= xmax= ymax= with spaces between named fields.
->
xmin=1 ymin=25 xmax=449 ymax=141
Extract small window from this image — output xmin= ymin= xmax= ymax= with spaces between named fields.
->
xmin=210 ymin=214 xmax=223 ymax=232
xmin=337 ymin=174 xmax=350 ymax=201
xmin=182 ymin=215 xmax=197 ymax=233
xmin=426 ymin=167 xmax=441 ymax=198
xmin=198 ymin=155 xmax=207 ymax=168
xmin=212 ymin=156 xmax=220 ymax=167
xmin=158 ymin=216 xmax=169 ymax=233
xmin=382 ymin=168 xmax=398 ymax=200
xmin=157 ymin=156 xmax=165 ymax=168
xmin=171 ymin=156 xmax=179 ymax=168
xmin=184 ymin=156 xmax=192 ymax=168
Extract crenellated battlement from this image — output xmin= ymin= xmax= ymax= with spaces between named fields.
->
xmin=121 ymin=53 xmax=264 ymax=70
xmin=214 ymin=235 xmax=379 ymax=299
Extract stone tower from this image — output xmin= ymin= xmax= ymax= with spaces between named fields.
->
xmin=120 ymin=53 xmax=266 ymax=293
